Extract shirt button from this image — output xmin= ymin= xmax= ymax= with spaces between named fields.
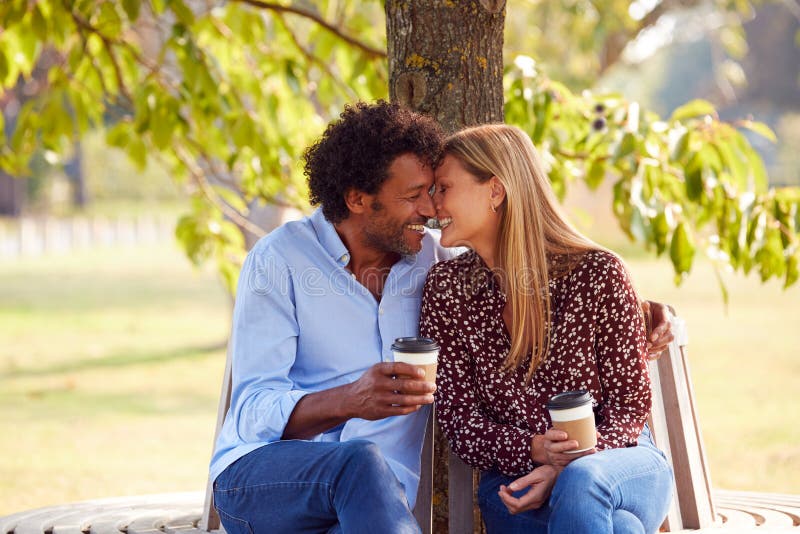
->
xmin=341 ymin=254 xmax=349 ymax=263
xmin=379 ymin=307 xmax=385 ymax=315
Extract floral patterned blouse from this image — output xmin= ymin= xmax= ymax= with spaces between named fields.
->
xmin=419 ymin=249 xmax=651 ymax=477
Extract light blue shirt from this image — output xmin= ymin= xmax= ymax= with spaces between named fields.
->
xmin=209 ymin=208 xmax=455 ymax=507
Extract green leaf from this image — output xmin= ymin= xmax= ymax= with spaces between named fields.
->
xmin=585 ymin=160 xmax=605 ymax=190
xmin=122 ymin=0 xmax=141 ymax=21
xmin=127 ymin=136 xmax=147 ymax=170
xmin=755 ymin=227 xmax=786 ymax=281
xmin=151 ymin=0 xmax=167 ymax=14
xmin=712 ymin=139 xmax=747 ymax=188
xmin=0 ymin=50 xmax=8 ymax=89
xmin=169 ymin=0 xmax=195 ymax=26
xmin=630 ymin=208 xmax=650 ymax=244
xmin=284 ymin=61 xmax=300 ymax=94
xmin=669 ymin=222 xmax=695 ymax=279
xmin=670 ymin=99 xmax=716 ymax=122
xmin=31 ymin=3 xmax=49 ymax=41
xmin=652 ymin=211 xmax=669 ymax=255
xmin=218 ymin=258 xmax=241 ymax=295
xmin=685 ymin=167 xmax=703 ymax=202
xmin=713 ymin=267 xmax=730 ymax=309
xmin=786 ymin=253 xmax=799 ymax=289
xmin=738 ymin=120 xmax=777 ymax=143
xmin=106 ymin=122 xmax=131 ymax=148
xmin=532 ymin=90 xmax=552 ymax=144
xmin=614 ymin=132 xmax=636 ymax=161
xmin=745 ymin=145 xmax=768 ymax=192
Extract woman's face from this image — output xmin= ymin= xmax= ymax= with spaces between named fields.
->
xmin=433 ymin=154 xmax=498 ymax=250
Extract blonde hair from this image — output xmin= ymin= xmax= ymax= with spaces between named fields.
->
xmin=444 ymin=124 xmax=606 ymax=380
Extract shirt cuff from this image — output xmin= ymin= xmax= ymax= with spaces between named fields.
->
xmin=272 ymin=388 xmax=314 ymax=440
xmin=497 ymin=427 xmax=538 ymax=476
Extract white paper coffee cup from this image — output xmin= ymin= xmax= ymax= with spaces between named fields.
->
xmin=547 ymin=390 xmax=597 ymax=453
xmin=391 ymin=337 xmax=439 ymax=384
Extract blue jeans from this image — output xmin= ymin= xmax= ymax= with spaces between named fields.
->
xmin=213 ymin=440 xmax=421 ymax=534
xmin=477 ymin=427 xmax=673 ymax=534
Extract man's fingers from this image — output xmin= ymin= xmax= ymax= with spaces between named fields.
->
xmin=391 ymin=378 xmax=436 ymax=394
xmin=379 ymin=361 xmax=425 ymax=378
xmin=388 ymin=393 xmax=435 ymax=406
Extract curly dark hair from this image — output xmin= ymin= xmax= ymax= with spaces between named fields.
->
xmin=304 ymin=101 xmax=444 ymax=223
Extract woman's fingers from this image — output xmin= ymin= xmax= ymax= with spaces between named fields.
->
xmin=498 ymin=466 xmax=559 ymax=514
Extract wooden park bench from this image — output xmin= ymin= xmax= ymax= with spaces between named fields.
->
xmin=195 ymin=311 xmax=729 ymax=533
xmin=4 ymin=311 xmax=799 ymax=533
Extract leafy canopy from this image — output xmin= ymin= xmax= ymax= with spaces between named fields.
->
xmin=1 ymin=0 xmax=797 ymax=295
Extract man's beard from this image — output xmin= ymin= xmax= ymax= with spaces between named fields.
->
xmin=363 ymin=202 xmax=417 ymax=256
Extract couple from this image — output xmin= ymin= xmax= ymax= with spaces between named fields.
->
xmin=209 ymin=101 xmax=674 ymax=533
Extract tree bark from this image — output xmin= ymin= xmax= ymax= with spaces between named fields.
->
xmin=0 ymin=171 xmax=25 ymax=217
xmin=386 ymin=2 xmax=506 ymax=531
xmin=386 ymin=0 xmax=505 ymax=134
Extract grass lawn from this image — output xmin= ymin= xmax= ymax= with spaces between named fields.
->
xmin=1 ymin=237 xmax=798 ymax=516
xmin=0 ymin=243 xmax=230 ymax=515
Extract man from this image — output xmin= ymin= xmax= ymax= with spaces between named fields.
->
xmin=209 ymin=101 xmax=672 ymax=533
xmin=210 ymin=101 xmax=450 ymax=534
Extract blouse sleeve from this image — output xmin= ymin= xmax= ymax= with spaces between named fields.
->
xmin=420 ymin=263 xmax=537 ymax=476
xmin=591 ymin=253 xmax=652 ymax=449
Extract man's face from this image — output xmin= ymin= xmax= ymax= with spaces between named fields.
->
xmin=362 ymin=153 xmax=436 ymax=256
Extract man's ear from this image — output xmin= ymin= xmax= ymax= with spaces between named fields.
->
xmin=489 ymin=176 xmax=506 ymax=206
xmin=344 ymin=188 xmax=369 ymax=215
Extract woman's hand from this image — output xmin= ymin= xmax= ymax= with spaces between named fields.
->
xmin=641 ymin=300 xmax=675 ymax=359
xmin=498 ymin=464 xmax=559 ymax=514
xmin=541 ymin=428 xmax=596 ymax=467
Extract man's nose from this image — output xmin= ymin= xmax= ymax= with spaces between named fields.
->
xmin=418 ymin=190 xmax=435 ymax=218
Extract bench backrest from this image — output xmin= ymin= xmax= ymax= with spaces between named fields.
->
xmin=201 ymin=312 xmax=716 ymax=533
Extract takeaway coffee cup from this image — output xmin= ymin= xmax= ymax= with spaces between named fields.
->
xmin=391 ymin=337 xmax=439 ymax=384
xmin=546 ymin=390 xmax=597 ymax=453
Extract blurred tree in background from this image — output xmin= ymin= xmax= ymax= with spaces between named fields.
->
xmin=0 ymin=0 xmax=798 ymax=295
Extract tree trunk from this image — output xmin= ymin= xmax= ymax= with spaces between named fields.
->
xmin=0 ymin=171 xmax=25 ymax=217
xmin=386 ymin=0 xmax=506 ymax=134
xmin=386 ymin=2 xmax=506 ymax=531
xmin=65 ymin=140 xmax=87 ymax=208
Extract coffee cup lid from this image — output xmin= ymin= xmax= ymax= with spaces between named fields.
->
xmin=391 ymin=337 xmax=439 ymax=353
xmin=546 ymin=390 xmax=593 ymax=410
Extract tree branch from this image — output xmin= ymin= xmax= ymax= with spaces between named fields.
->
xmin=599 ymin=0 xmax=703 ymax=74
xmin=174 ymin=146 xmax=268 ymax=238
xmin=234 ymin=0 xmax=387 ymax=59
xmin=274 ymin=13 xmax=360 ymax=101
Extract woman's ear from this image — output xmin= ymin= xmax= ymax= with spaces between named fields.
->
xmin=489 ymin=176 xmax=506 ymax=207
xmin=344 ymin=188 xmax=368 ymax=215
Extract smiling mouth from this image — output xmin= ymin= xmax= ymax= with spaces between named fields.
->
xmin=437 ymin=217 xmax=453 ymax=229
xmin=406 ymin=223 xmax=426 ymax=234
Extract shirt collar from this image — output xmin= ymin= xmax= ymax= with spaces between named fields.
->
xmin=310 ymin=208 xmax=352 ymax=267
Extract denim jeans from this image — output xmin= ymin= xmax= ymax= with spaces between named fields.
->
xmin=477 ymin=426 xmax=673 ymax=534
xmin=213 ymin=439 xmax=421 ymax=534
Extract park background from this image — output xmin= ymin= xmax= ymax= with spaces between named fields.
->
xmin=1 ymin=0 xmax=799 ymax=517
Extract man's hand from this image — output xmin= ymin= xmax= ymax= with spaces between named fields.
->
xmin=343 ymin=362 xmax=436 ymax=420
xmin=540 ymin=428 xmax=596 ymax=467
xmin=498 ymin=464 xmax=559 ymax=514
xmin=282 ymin=362 xmax=434 ymax=439
xmin=641 ymin=300 xmax=674 ymax=359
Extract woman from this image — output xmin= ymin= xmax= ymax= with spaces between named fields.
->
xmin=419 ymin=124 xmax=673 ymax=533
